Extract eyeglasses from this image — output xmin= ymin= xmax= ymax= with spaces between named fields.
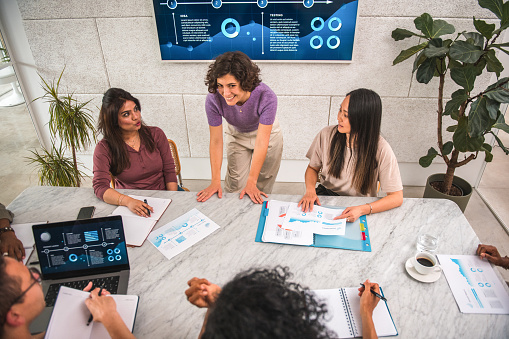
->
xmin=10 ymin=267 xmax=42 ymax=306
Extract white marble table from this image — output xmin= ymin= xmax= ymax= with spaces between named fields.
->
xmin=8 ymin=186 xmax=509 ymax=338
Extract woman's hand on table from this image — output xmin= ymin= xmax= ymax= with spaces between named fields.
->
xmin=477 ymin=244 xmax=506 ymax=267
xmin=298 ymin=190 xmax=321 ymax=212
xmin=185 ymin=278 xmax=221 ymax=308
xmin=358 ymin=279 xmax=380 ymax=313
xmin=239 ymin=181 xmax=268 ymax=204
xmin=125 ymin=197 xmax=153 ymax=217
xmin=335 ymin=205 xmax=368 ymax=223
xmin=197 ymin=182 xmax=223 ymax=202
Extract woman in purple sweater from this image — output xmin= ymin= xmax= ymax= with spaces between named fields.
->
xmin=197 ymin=51 xmax=284 ymax=204
xmin=93 ymin=88 xmax=178 ymax=216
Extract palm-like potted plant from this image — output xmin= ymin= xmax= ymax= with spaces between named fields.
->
xmin=392 ymin=0 xmax=509 ymax=211
xmin=27 ymin=70 xmax=96 ymax=187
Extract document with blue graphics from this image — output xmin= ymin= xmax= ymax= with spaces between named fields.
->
xmin=437 ymin=254 xmax=509 ymax=314
xmin=148 ymin=208 xmax=220 ymax=260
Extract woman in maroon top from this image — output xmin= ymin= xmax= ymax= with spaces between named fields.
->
xmin=93 ymin=88 xmax=178 ymax=216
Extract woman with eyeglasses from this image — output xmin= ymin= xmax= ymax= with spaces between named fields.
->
xmin=93 ymin=88 xmax=178 ymax=217
xmin=298 ymin=88 xmax=403 ymax=222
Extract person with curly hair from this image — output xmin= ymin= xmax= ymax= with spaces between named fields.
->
xmin=299 ymin=88 xmax=403 ymax=222
xmin=197 ymin=51 xmax=283 ymax=204
xmin=185 ymin=266 xmax=380 ymax=339
xmin=93 ymin=88 xmax=178 ymax=217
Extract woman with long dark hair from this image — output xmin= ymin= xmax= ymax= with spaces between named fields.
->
xmin=93 ymin=88 xmax=178 ymax=216
xmin=299 ymin=88 xmax=403 ymax=221
xmin=196 ymin=51 xmax=283 ymax=204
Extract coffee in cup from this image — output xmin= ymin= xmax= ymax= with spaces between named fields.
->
xmin=413 ymin=252 xmax=442 ymax=275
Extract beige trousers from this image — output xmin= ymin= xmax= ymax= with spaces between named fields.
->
xmin=224 ymin=119 xmax=283 ymax=194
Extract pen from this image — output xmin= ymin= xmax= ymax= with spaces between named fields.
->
xmin=143 ymin=199 xmax=151 ymax=216
xmin=86 ymin=286 xmax=104 ymax=326
xmin=360 ymin=283 xmax=387 ymax=302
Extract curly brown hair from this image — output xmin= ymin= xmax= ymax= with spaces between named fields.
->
xmin=205 ymin=51 xmax=261 ymax=93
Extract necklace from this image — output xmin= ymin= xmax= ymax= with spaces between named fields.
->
xmin=125 ymin=133 xmax=139 ymax=149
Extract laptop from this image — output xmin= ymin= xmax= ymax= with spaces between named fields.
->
xmin=30 ymin=215 xmax=130 ymax=333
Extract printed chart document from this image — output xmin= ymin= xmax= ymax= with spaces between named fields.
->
xmin=148 ymin=208 xmax=220 ymax=260
xmin=262 ymin=200 xmax=346 ymax=246
xmin=437 ymin=254 xmax=509 ymax=314
xmin=45 ymin=286 xmax=139 ymax=339
xmin=314 ymin=288 xmax=397 ymax=338
xmin=11 ymin=221 xmax=46 ymax=264
xmin=111 ymin=195 xmax=171 ymax=246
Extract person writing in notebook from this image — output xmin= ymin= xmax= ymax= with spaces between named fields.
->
xmin=93 ymin=88 xmax=178 ymax=217
xmin=0 ymin=256 xmax=134 ymax=339
xmin=298 ymin=88 xmax=403 ymax=222
xmin=185 ymin=266 xmax=380 ymax=339
xmin=0 ymin=203 xmax=25 ymax=262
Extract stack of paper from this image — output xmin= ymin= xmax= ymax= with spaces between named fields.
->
xmin=111 ymin=195 xmax=171 ymax=246
xmin=261 ymin=201 xmax=346 ymax=246
xmin=11 ymin=221 xmax=46 ymax=264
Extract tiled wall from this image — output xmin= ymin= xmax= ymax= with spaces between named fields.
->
xmin=16 ymin=0 xmax=499 ymax=176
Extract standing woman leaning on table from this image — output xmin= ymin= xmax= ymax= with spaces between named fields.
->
xmin=298 ymin=88 xmax=403 ymax=222
xmin=197 ymin=51 xmax=283 ymax=204
xmin=93 ymin=88 xmax=178 ymax=216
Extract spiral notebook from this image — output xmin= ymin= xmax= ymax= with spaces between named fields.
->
xmin=313 ymin=287 xmax=397 ymax=338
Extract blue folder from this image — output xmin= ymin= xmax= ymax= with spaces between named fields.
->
xmin=255 ymin=201 xmax=371 ymax=252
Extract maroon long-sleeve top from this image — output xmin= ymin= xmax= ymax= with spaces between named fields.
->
xmin=93 ymin=126 xmax=177 ymax=200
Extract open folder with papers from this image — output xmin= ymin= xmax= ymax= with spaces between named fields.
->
xmin=45 ymin=286 xmax=139 ymax=339
xmin=256 ymin=200 xmax=371 ymax=252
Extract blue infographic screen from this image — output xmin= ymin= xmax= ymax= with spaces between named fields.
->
xmin=33 ymin=217 xmax=128 ymax=276
xmin=153 ymin=0 xmax=358 ymax=61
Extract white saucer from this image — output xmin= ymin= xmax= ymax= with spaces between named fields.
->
xmin=405 ymin=258 xmax=441 ymax=283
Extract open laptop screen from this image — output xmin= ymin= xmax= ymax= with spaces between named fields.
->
xmin=33 ymin=216 xmax=130 ymax=280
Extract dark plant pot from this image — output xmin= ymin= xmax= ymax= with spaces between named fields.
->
xmin=423 ymin=173 xmax=473 ymax=213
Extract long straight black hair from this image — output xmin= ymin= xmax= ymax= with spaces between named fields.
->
xmin=327 ymin=88 xmax=382 ymax=195
xmin=97 ymin=88 xmax=155 ymax=176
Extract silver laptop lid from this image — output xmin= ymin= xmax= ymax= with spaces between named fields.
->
xmin=32 ymin=216 xmax=130 ymax=280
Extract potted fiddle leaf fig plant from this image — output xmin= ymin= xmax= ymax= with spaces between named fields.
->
xmin=392 ymin=0 xmax=509 ymax=212
xmin=27 ymin=69 xmax=96 ymax=187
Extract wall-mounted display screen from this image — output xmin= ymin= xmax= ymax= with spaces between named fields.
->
xmin=153 ymin=0 xmax=358 ymax=61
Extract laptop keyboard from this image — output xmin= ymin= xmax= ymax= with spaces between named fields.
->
xmin=45 ymin=276 xmax=120 ymax=307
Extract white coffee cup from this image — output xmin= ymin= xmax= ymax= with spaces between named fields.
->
xmin=413 ymin=252 xmax=442 ymax=275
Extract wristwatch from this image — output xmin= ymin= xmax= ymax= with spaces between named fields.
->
xmin=0 ymin=226 xmax=15 ymax=237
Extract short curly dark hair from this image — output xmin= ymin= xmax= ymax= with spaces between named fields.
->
xmin=205 ymin=51 xmax=261 ymax=93
xmin=201 ymin=266 xmax=334 ymax=339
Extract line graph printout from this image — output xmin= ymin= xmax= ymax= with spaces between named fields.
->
xmin=153 ymin=0 xmax=358 ymax=61
xmin=437 ymin=254 xmax=509 ymax=314
xmin=284 ymin=202 xmax=346 ymax=236
xmin=148 ymin=209 xmax=220 ymax=260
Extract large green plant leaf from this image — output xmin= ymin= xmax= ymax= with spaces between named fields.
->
xmin=412 ymin=51 xmax=427 ymax=72
xmin=453 ymin=117 xmax=484 ymax=152
xmin=491 ymin=131 xmax=509 ymax=154
xmin=468 ymin=96 xmax=492 ymax=137
xmin=485 ymin=49 xmax=504 ymax=77
xmin=450 ymin=65 xmax=477 ymax=91
xmin=493 ymin=122 xmax=509 ymax=133
xmin=444 ymin=89 xmax=468 ymax=115
xmin=479 ymin=0 xmax=504 ymax=19
xmin=463 ymin=32 xmax=485 ymax=47
xmin=432 ymin=20 xmax=456 ymax=38
xmin=442 ymin=141 xmax=454 ymax=155
xmin=419 ymin=147 xmax=439 ymax=167
xmin=474 ymin=18 xmax=495 ymax=39
xmin=486 ymin=98 xmax=501 ymax=119
xmin=416 ymin=57 xmax=436 ymax=83
xmin=424 ymin=44 xmax=449 ymax=57
xmin=449 ymin=41 xmax=484 ymax=63
xmin=501 ymin=2 xmax=509 ymax=30
xmin=393 ymin=42 xmax=428 ymax=65
xmin=414 ymin=13 xmax=434 ymax=38
xmin=481 ymin=142 xmax=494 ymax=161
xmin=391 ymin=28 xmax=423 ymax=41
xmin=484 ymin=77 xmax=509 ymax=102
